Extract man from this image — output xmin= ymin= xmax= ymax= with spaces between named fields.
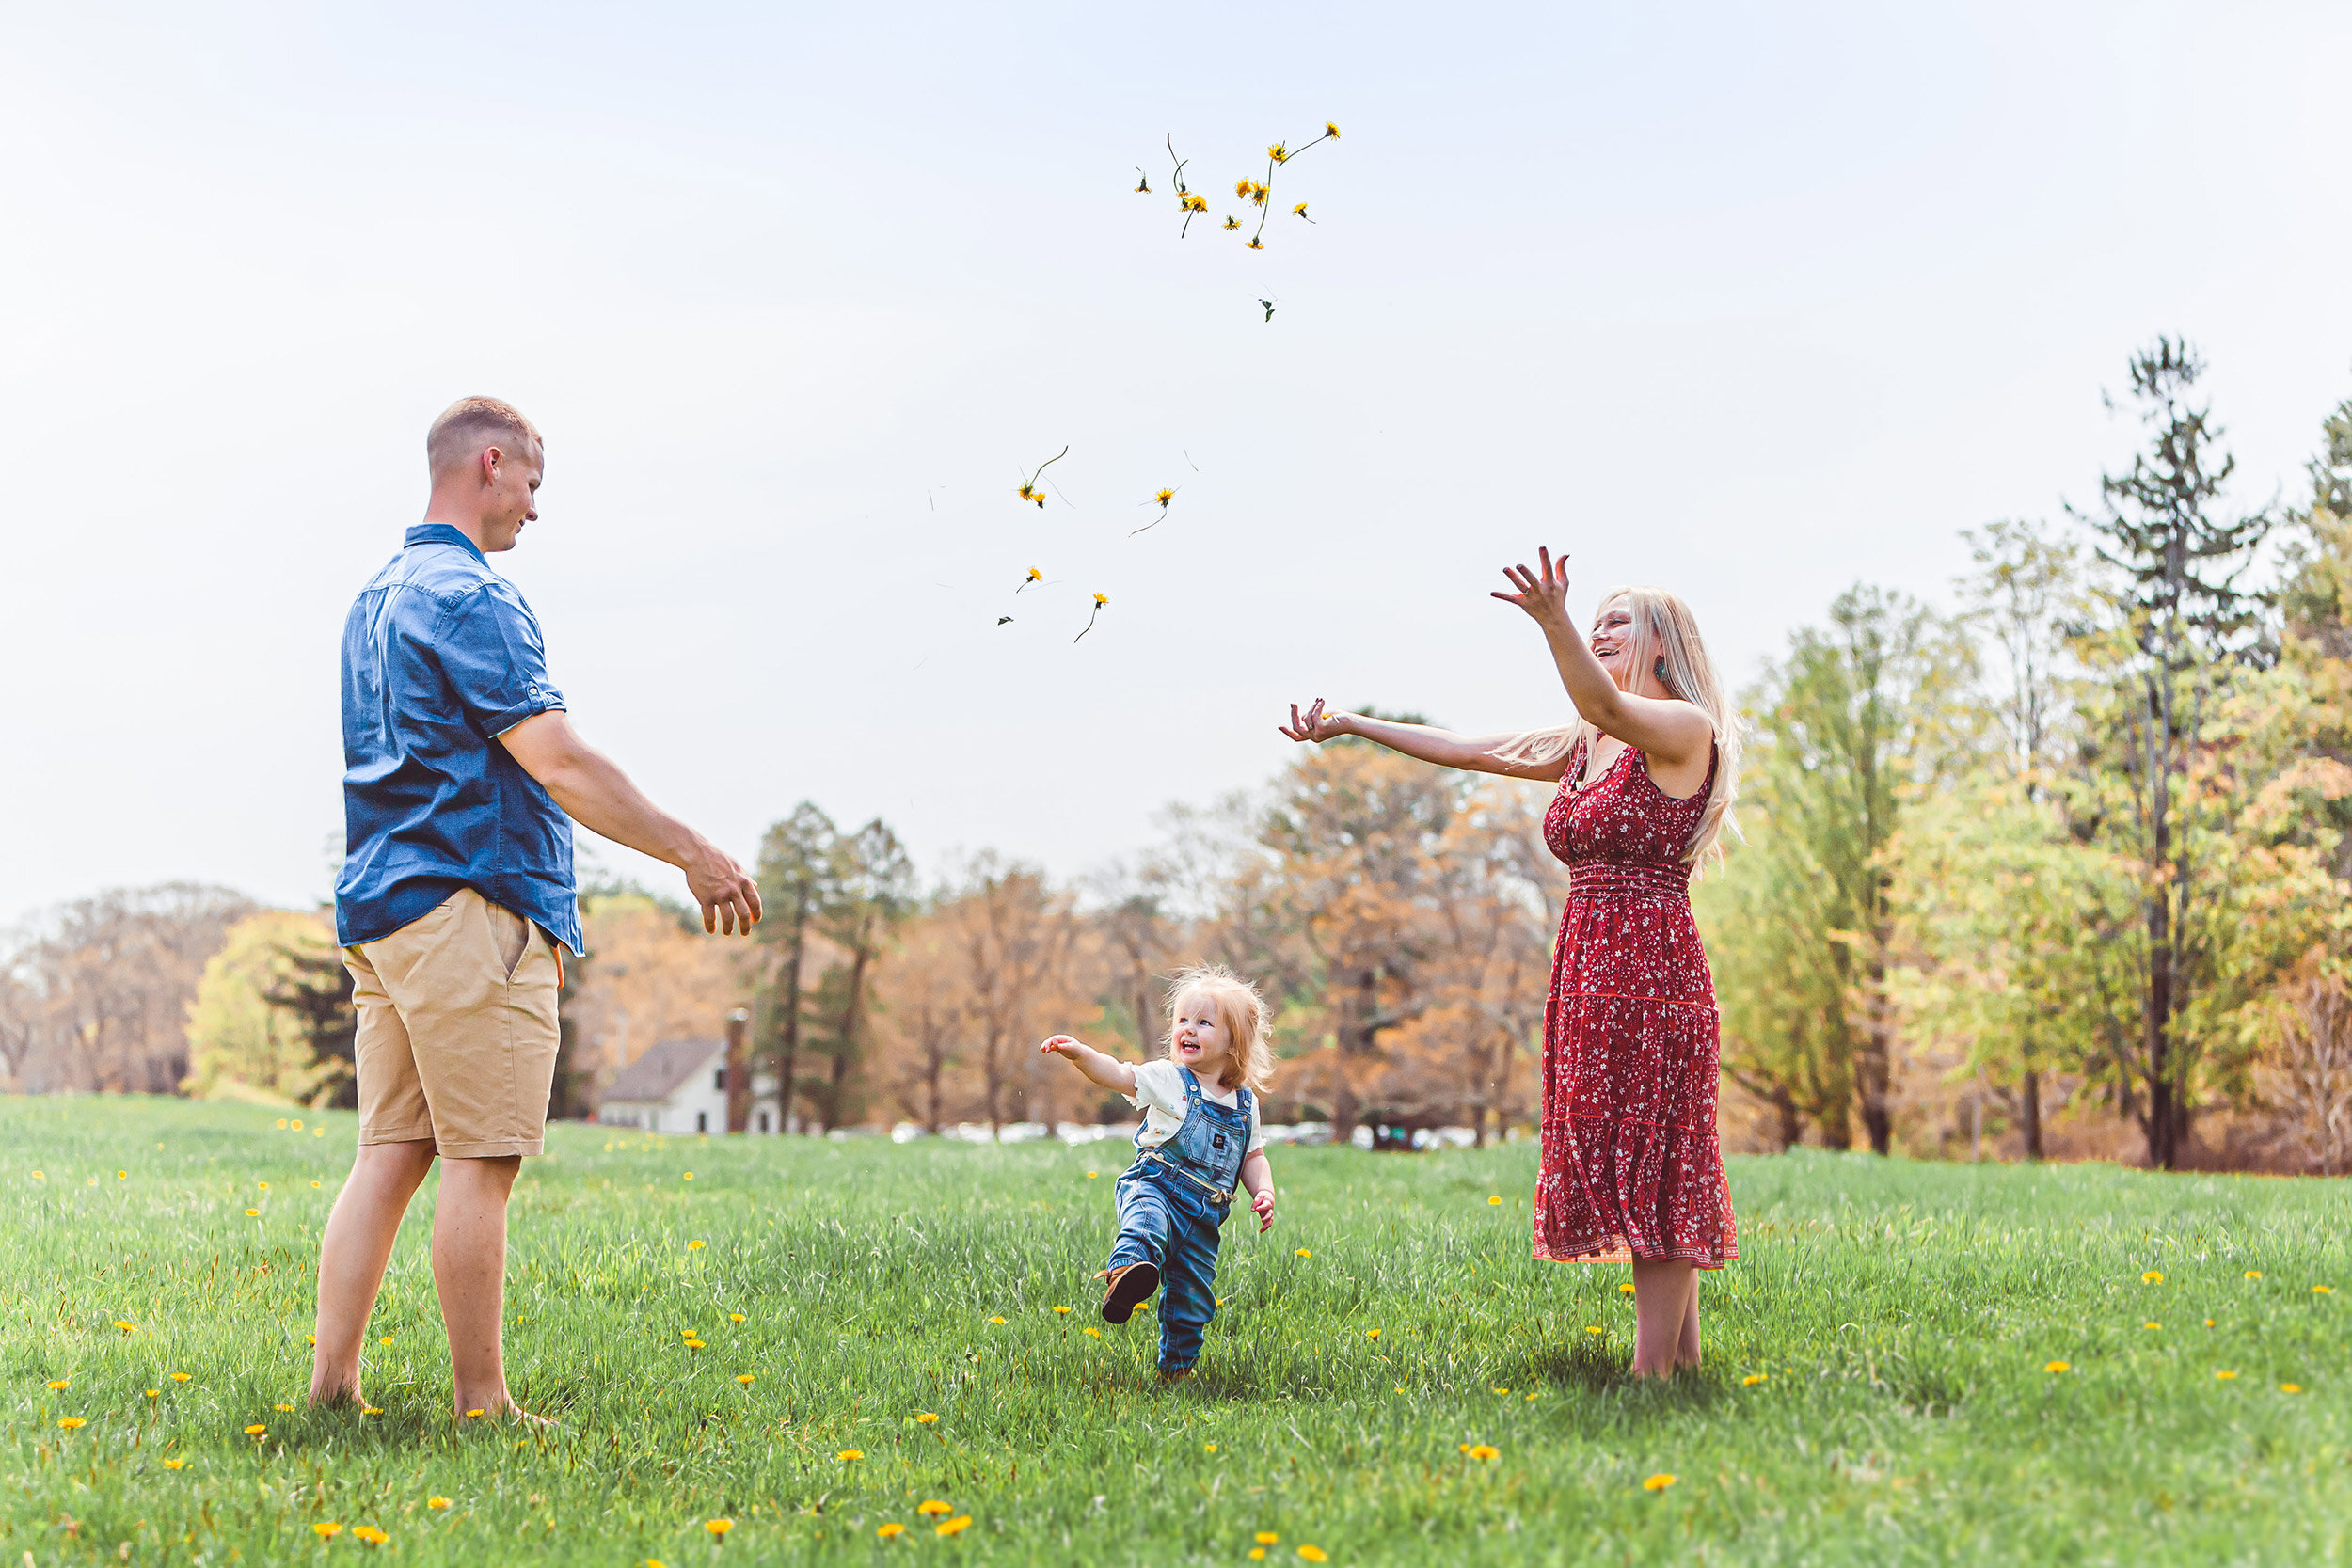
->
xmin=312 ymin=396 xmax=760 ymax=1419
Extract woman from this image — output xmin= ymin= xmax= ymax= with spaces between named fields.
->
xmin=1279 ymin=546 xmax=1739 ymax=1376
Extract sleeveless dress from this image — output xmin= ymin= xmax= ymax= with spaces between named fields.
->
xmin=1533 ymin=736 xmax=1737 ymax=1269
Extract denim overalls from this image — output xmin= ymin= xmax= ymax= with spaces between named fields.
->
xmin=1107 ymin=1068 xmax=1254 ymax=1374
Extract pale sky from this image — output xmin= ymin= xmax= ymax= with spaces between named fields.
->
xmin=5 ymin=2 xmax=2350 ymax=926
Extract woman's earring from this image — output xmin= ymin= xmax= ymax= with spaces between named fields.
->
xmin=1654 ymin=657 xmax=1668 ymax=683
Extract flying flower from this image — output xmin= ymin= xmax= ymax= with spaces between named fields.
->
xmin=878 ymin=1523 xmax=906 ymax=1538
xmin=1293 ymin=202 xmax=1313 ymax=223
xmin=918 ymin=1501 xmax=953 ymax=1516
xmin=1222 ymin=216 xmax=1241 ymax=230
xmin=1235 ymin=178 xmax=1252 ymax=198
xmin=916 ymin=1412 xmax=939 ymax=1423
xmin=1268 ymin=143 xmax=1289 ymax=163
xmin=1074 ymin=594 xmax=1109 ymax=643
xmin=936 ymin=1516 xmax=972 ymax=1537
xmin=1134 ymin=170 xmax=1151 ymax=193
xmin=1017 ymin=566 xmax=1043 ymax=594
xmin=1643 ymin=1474 xmax=1677 ymax=1492
xmin=428 ymin=1497 xmax=451 ymax=1510
xmin=313 ymin=1524 xmax=342 ymax=1540
xmin=1246 ymin=238 xmax=1264 ymax=250
xmin=706 ymin=1519 xmax=734 ymax=1537
xmin=1181 ymin=193 xmax=1207 ymax=212
xmin=1016 ymin=447 xmax=1068 ymax=510
xmin=1325 ymin=122 xmax=1340 ymax=138
xmin=58 ymin=1417 xmax=87 ymax=1431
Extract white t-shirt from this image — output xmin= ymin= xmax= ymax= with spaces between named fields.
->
xmin=1127 ymin=1058 xmax=1266 ymax=1157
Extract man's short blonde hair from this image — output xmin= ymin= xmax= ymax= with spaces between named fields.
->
xmin=427 ymin=397 xmax=542 ymax=477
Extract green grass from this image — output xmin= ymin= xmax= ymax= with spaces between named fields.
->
xmin=4 ymin=1098 xmax=2348 ymax=1566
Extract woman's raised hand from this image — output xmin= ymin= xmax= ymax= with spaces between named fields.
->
xmin=1491 ymin=546 xmax=1573 ymax=629
xmin=1278 ymin=698 xmax=1352 ymax=744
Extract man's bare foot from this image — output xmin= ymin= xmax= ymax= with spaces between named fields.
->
xmin=308 ymin=1385 xmax=361 ymax=1411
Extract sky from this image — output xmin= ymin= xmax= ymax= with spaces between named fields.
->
xmin=4 ymin=1 xmax=2350 ymax=926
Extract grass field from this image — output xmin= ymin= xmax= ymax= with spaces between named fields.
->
xmin=5 ymin=1097 xmax=2348 ymax=1567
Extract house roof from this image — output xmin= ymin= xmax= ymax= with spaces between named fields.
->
xmin=602 ymin=1038 xmax=723 ymax=1104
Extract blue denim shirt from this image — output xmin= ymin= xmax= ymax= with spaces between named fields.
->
xmin=335 ymin=524 xmax=581 ymax=954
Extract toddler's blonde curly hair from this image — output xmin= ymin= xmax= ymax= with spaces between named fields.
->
xmin=1163 ymin=964 xmax=1277 ymax=1094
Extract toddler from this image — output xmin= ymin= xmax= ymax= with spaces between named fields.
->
xmin=1040 ymin=964 xmax=1277 ymax=1379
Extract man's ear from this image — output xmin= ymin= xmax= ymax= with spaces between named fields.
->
xmin=480 ymin=444 xmax=504 ymax=486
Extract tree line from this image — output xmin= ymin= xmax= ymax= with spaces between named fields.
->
xmin=5 ymin=337 xmax=2345 ymax=1171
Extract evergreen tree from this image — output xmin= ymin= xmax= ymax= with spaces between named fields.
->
xmin=753 ymin=802 xmax=838 ymax=1133
xmin=803 ymin=818 xmax=914 ymax=1132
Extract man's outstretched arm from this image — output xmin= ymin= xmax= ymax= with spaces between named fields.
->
xmin=499 ymin=710 xmax=762 ymax=934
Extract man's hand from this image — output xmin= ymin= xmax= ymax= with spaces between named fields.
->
xmin=683 ymin=841 xmax=762 ymax=935
xmin=1250 ymin=1186 xmax=1276 ymax=1232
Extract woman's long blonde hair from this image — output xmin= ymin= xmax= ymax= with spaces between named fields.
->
xmin=1493 ymin=585 xmax=1742 ymax=866
xmin=1165 ymin=964 xmax=1277 ymax=1094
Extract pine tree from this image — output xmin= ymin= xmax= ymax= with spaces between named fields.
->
xmin=753 ymin=802 xmax=838 ymax=1133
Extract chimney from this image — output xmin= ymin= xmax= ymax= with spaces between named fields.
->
xmin=724 ymin=1008 xmax=751 ymax=1133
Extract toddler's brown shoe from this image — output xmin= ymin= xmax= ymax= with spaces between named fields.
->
xmin=1100 ymin=1261 xmax=1160 ymax=1324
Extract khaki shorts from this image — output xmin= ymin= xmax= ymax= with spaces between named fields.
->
xmin=345 ymin=888 xmax=564 ymax=1159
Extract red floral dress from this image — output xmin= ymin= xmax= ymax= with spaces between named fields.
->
xmin=1533 ymin=736 xmax=1737 ymax=1269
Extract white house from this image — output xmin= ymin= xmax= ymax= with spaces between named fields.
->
xmin=596 ymin=1038 xmax=780 ymax=1134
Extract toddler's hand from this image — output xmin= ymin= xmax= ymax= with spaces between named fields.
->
xmin=1251 ymin=1188 xmax=1276 ymax=1232
xmin=1039 ymin=1035 xmax=1082 ymax=1058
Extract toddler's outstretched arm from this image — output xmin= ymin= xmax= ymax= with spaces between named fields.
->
xmin=1240 ymin=1150 xmax=1275 ymax=1231
xmin=1039 ymin=1035 xmax=1137 ymax=1095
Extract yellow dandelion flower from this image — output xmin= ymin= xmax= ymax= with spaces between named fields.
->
xmin=378 ymin=1337 xmax=393 ymax=1347
xmin=988 ymin=1316 xmax=1006 ymax=1324
xmin=689 ymin=1240 xmax=706 ymax=1251
xmin=45 ymin=1379 xmax=68 ymax=1390
xmin=730 ymin=1312 xmax=746 ymax=1323
xmin=352 ymin=1526 xmax=388 ymax=1545
xmin=362 ymin=1405 xmax=383 ymax=1416
xmin=705 ymin=1519 xmax=734 ymax=1537
xmin=684 ymin=1339 xmax=706 ymax=1350
xmin=1222 ymin=216 xmax=1240 ymax=230
xmin=878 ymin=1522 xmax=905 ymax=1538
xmin=1325 ymin=122 xmax=1340 ymax=138
xmin=682 ymin=1172 xmax=694 ymax=1180
xmin=2145 ymin=1321 xmax=2161 ymax=1330
xmin=916 ymin=1412 xmax=939 ymax=1423
xmin=310 ymin=1180 xmax=321 ymax=1189
xmin=275 ymin=1402 xmax=294 ymax=1411
xmin=1293 ymin=202 xmax=1309 ymax=217
xmin=2315 ymin=1285 xmax=2335 ymax=1294
xmin=313 ymin=1128 xmax=325 ymax=1137
xmin=1154 ymin=489 xmax=1173 ymax=507
xmin=1619 ymin=1282 xmax=1635 ymax=1295
xmin=2142 ymin=1271 xmax=2163 ymax=1283
xmin=2282 ymin=1383 xmax=2302 ymax=1394
xmin=427 ymin=1497 xmax=452 ymax=1510
xmin=1053 ymin=1306 xmax=1072 ymax=1315
xmin=258 ymin=1181 xmax=268 ymax=1190
xmin=290 ymin=1118 xmax=302 ymax=1130
xmin=276 ymin=1119 xmax=288 ymax=1130
xmin=117 ymin=1170 xmax=127 ymax=1179
xmin=1466 ymin=1444 xmax=1499 ymax=1460
xmin=308 ymin=1335 xmax=317 ymax=1346
xmin=1365 ymin=1329 xmax=1380 ymax=1339
xmin=164 ymin=1458 xmax=185 ymax=1469
xmin=1235 ymin=179 xmax=1252 ymax=198
xmin=1643 ymin=1473 xmax=1677 ymax=1492
xmin=1297 ymin=1546 xmax=1327 ymax=1562
xmin=1491 ymin=1386 xmax=1509 ymax=1396
xmin=145 ymin=1388 xmax=159 ymax=1398
xmin=1249 ymin=1553 xmax=1265 ymax=1563
xmin=1295 ymin=1249 xmax=1311 ymax=1259
xmin=2205 ymin=1318 xmax=2216 ymax=1327
xmin=2217 ymin=1370 xmax=2237 ymax=1380
xmin=936 ymin=1516 xmax=972 ymax=1537
xmin=2044 ymin=1362 xmax=2070 ymax=1374
xmin=171 ymin=1372 xmax=190 ymax=1383
xmin=30 ymin=1170 xmax=41 ymax=1180
xmin=464 ymin=1408 xmax=485 ymax=1418
xmin=1246 ymin=238 xmax=1264 ymax=250
xmin=1525 ymin=1392 xmax=1537 ymax=1402
xmin=1092 ymin=593 xmax=1109 ymax=607
xmin=836 ymin=1449 xmax=864 ymax=1462
xmin=246 ymin=1208 xmax=260 ymax=1217
xmin=58 ymin=1417 xmax=87 ymax=1430
xmin=2246 ymin=1271 xmax=2262 ymax=1280
xmin=1256 ymin=1534 xmax=1279 ymax=1546
xmin=1742 ymin=1373 xmax=1768 ymax=1386
xmin=736 ymin=1374 xmax=755 ymax=1386
xmin=1182 ymin=194 xmax=1207 ymax=212
xmin=1488 ymin=1196 xmax=1502 ymax=1206
xmin=312 ymin=1523 xmax=342 ymax=1539
xmin=918 ymin=1501 xmax=953 ymax=1516
xmin=1268 ymin=143 xmax=1288 ymax=163
xmin=1084 ymin=1326 xmax=1103 ymax=1338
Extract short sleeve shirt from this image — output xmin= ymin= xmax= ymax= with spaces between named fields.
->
xmin=334 ymin=524 xmax=580 ymax=953
xmin=1127 ymin=1059 xmax=1265 ymax=1155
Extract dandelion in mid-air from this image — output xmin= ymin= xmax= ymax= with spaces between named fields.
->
xmin=1074 ymin=593 xmax=1109 ymax=643
xmin=1133 ymin=489 xmax=1177 ymax=535
xmin=1293 ymin=202 xmax=1313 ymax=223
xmin=1015 ymin=447 xmax=1067 ymax=509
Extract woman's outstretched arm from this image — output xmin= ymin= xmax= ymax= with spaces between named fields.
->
xmin=1277 ymin=699 xmax=1571 ymax=781
xmin=1491 ymin=546 xmax=1712 ymax=768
